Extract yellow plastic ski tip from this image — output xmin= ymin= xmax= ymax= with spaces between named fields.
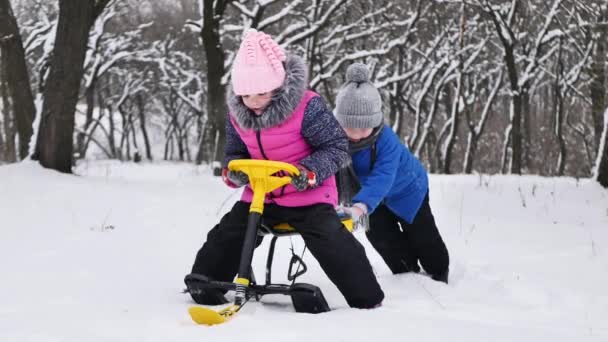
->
xmin=188 ymin=305 xmax=240 ymax=326
xmin=188 ymin=306 xmax=227 ymax=325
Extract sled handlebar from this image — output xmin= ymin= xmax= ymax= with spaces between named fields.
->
xmin=227 ymin=159 xmax=300 ymax=214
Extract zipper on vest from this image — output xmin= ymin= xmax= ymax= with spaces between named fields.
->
xmin=256 ymin=130 xmax=270 ymax=160
xmin=256 ymin=130 xmax=289 ymax=199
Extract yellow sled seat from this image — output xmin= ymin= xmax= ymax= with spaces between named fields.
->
xmin=269 ymin=220 xmax=354 ymax=235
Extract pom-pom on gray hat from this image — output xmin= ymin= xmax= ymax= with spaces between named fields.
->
xmin=334 ymin=63 xmax=384 ymax=129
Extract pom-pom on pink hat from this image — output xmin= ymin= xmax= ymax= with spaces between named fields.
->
xmin=231 ymin=29 xmax=287 ymax=96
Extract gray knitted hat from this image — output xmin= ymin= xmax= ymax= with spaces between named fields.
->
xmin=334 ymin=63 xmax=383 ymax=129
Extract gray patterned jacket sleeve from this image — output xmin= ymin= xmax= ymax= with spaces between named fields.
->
xmin=299 ymin=96 xmax=350 ymax=184
xmin=223 ymin=117 xmax=250 ymax=168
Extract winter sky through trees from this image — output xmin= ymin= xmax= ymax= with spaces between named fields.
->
xmin=0 ymin=0 xmax=607 ymax=184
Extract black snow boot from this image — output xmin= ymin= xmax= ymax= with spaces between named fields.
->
xmin=184 ymin=274 xmax=229 ymax=305
xmin=431 ymin=269 xmax=449 ymax=284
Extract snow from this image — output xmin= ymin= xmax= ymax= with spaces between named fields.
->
xmin=1 ymin=160 xmax=607 ymax=341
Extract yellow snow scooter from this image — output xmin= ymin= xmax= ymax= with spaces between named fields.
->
xmin=185 ymin=159 xmax=354 ymax=325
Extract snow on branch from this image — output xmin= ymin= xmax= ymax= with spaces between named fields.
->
xmin=309 ymin=1 xmax=425 ymax=88
xmin=23 ymin=22 xmax=52 ymax=54
xmin=155 ymin=51 xmax=205 ymax=115
xmin=476 ymin=0 xmax=516 ymax=47
xmin=310 ymin=35 xmax=409 ymax=88
xmin=374 ymin=60 xmax=426 ymax=89
xmin=322 ymin=11 xmax=385 ymax=44
xmin=475 ymin=69 xmax=503 ymax=135
xmin=230 ymin=1 xmax=259 ymax=18
xmin=518 ymin=0 xmax=563 ymax=89
xmin=257 ymin=0 xmax=280 ymax=6
xmin=258 ymin=0 xmax=304 ymax=30
xmin=280 ymin=0 xmax=348 ymax=46
xmin=541 ymin=29 xmax=564 ymax=45
xmin=319 ymin=5 xmax=418 ymax=51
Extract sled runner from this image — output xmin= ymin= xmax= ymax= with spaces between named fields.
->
xmin=185 ymin=159 xmax=354 ymax=325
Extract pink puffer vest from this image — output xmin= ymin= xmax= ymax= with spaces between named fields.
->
xmin=230 ymin=90 xmax=338 ymax=207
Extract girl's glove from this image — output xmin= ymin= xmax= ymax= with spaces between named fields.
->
xmin=291 ymin=167 xmax=317 ymax=191
xmin=221 ymin=168 xmax=249 ymax=188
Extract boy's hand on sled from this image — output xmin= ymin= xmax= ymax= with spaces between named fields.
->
xmin=345 ymin=203 xmax=367 ymax=220
xmin=222 ymin=168 xmax=249 ymax=188
xmin=291 ymin=166 xmax=317 ymax=191
xmin=339 ymin=203 xmax=369 ymax=231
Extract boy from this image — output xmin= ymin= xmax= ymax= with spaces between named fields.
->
xmin=335 ymin=63 xmax=450 ymax=283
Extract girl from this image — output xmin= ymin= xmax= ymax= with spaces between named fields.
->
xmin=187 ymin=31 xmax=384 ymax=309
xmin=335 ymin=63 xmax=450 ymax=283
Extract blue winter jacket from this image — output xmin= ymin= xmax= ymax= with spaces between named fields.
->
xmin=352 ymin=124 xmax=429 ymax=223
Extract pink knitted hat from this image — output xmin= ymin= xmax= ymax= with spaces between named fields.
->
xmin=231 ymin=29 xmax=287 ymax=96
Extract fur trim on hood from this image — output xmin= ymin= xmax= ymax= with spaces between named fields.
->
xmin=227 ymin=55 xmax=308 ymax=130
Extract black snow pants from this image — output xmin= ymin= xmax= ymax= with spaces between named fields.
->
xmin=366 ymin=193 xmax=449 ymax=280
xmin=191 ymin=200 xmax=384 ymax=308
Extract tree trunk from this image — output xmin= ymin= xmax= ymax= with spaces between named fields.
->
xmin=33 ymin=0 xmax=98 ymax=172
xmin=504 ymin=45 xmax=523 ymax=174
xmin=464 ymin=70 xmax=502 ymax=174
xmin=463 ymin=96 xmax=480 ymax=175
xmin=426 ymin=128 xmax=437 ymax=173
xmin=463 ymin=134 xmax=478 ymax=174
xmin=0 ymin=0 xmax=35 ymax=159
xmin=501 ymin=125 xmax=512 ymax=174
xmin=0 ymin=115 xmax=5 ymax=161
xmin=595 ymin=109 xmax=608 ymax=187
xmin=1 ymin=109 xmax=17 ymax=162
xmin=107 ymin=103 xmax=117 ymax=158
xmin=442 ymin=77 xmax=461 ymax=174
xmin=129 ymin=112 xmax=139 ymax=159
xmin=177 ymin=128 xmax=185 ymax=161
xmin=413 ymin=70 xmax=450 ymax=157
xmin=590 ymin=20 xmax=607 ymax=152
xmin=442 ymin=1 xmax=466 ymax=174
xmin=184 ymin=127 xmax=192 ymax=162
xmin=76 ymin=80 xmax=96 ymax=159
xmin=125 ymin=119 xmax=132 ymax=161
xmin=164 ymin=125 xmax=176 ymax=161
xmin=196 ymin=0 xmax=228 ymax=167
xmin=554 ymin=103 xmax=566 ymax=176
xmin=118 ymin=105 xmax=129 ymax=160
xmin=82 ymin=97 xmax=104 ymax=158
xmin=554 ymin=40 xmax=566 ymax=176
xmin=136 ymin=94 xmax=152 ymax=160
xmin=486 ymin=0 xmax=522 ymax=174
xmin=509 ymin=97 xmax=523 ymax=175
xmin=1 ymin=57 xmax=16 ymax=162
xmin=0 ymin=74 xmax=5 ymax=159
xmin=521 ymin=92 xmax=531 ymax=171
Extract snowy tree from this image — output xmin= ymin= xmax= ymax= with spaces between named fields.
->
xmin=187 ymin=0 xmax=413 ymax=167
xmin=185 ymin=0 xmax=231 ymax=167
xmin=583 ymin=2 xmax=608 ymax=152
xmin=1 ymin=0 xmax=605 ymax=178
xmin=474 ymin=0 xmax=564 ymax=174
xmin=32 ymin=0 xmax=113 ymax=173
xmin=151 ymin=38 xmax=205 ymax=161
xmin=75 ymin=2 xmax=155 ymax=160
xmin=0 ymin=0 xmax=34 ymax=159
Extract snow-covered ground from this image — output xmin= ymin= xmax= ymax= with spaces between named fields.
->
xmin=1 ymin=160 xmax=607 ymax=341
